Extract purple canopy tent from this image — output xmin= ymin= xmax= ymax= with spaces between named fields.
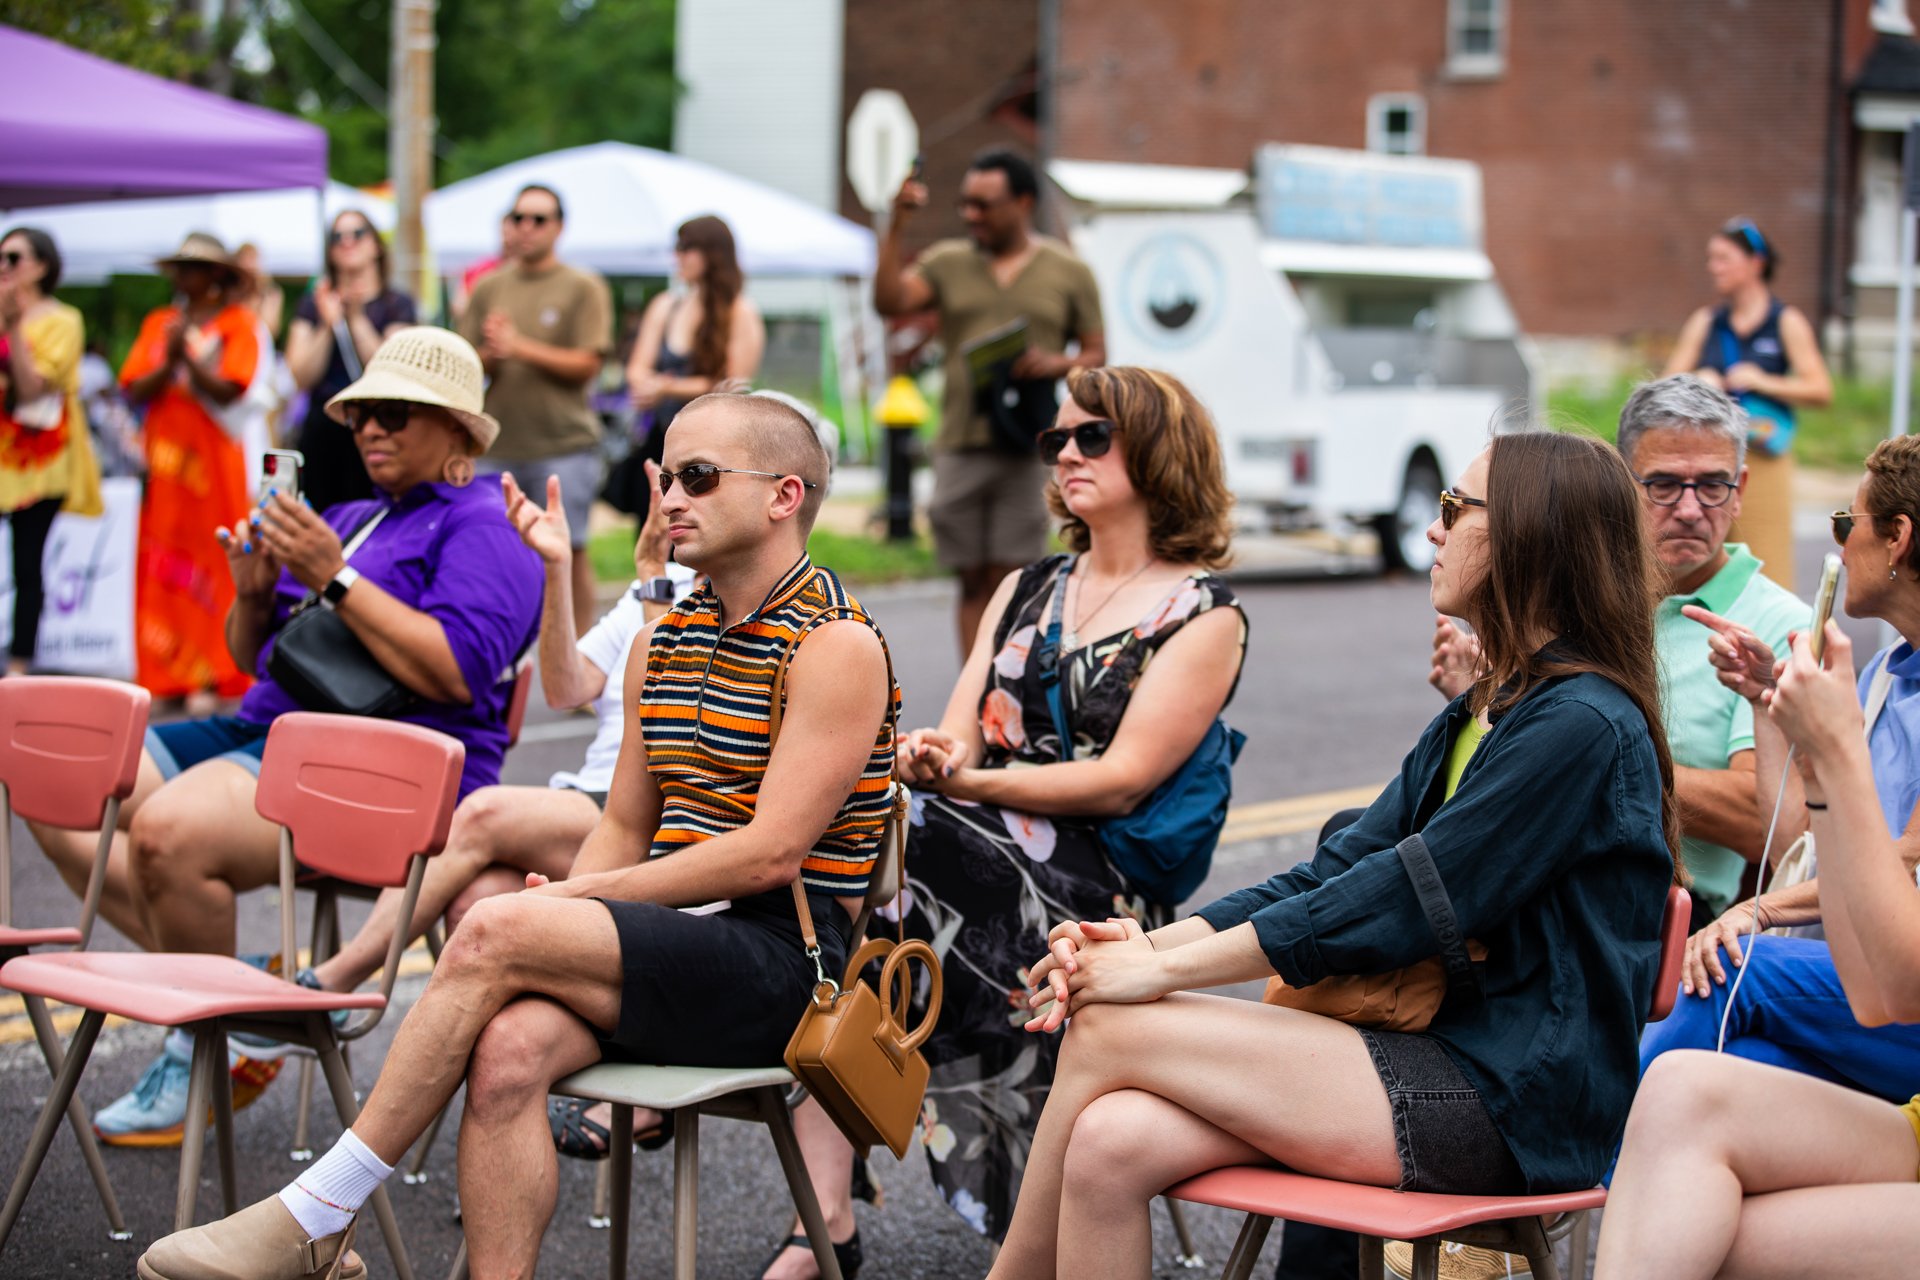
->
xmin=0 ymin=24 xmax=327 ymax=208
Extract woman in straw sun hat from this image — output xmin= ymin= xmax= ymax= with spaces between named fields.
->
xmin=46 ymin=325 xmax=543 ymax=1149
xmin=121 ymin=231 xmax=260 ymax=708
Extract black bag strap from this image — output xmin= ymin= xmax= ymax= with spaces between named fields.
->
xmin=1394 ymin=833 xmax=1482 ymax=1004
xmin=1033 ymin=556 xmax=1076 ymax=762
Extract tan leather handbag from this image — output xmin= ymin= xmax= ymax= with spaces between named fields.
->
xmin=768 ymin=603 xmax=945 ymax=1158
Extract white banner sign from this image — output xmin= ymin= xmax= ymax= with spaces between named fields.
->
xmin=0 ymin=477 xmax=140 ymax=679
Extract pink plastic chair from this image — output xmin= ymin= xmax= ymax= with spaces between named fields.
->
xmin=0 ymin=677 xmax=149 ymax=1243
xmin=1164 ymin=884 xmax=1692 ymax=1280
xmin=0 ymin=713 xmax=464 ymax=1279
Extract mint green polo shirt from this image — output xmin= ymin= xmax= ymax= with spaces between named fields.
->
xmin=1655 ymin=544 xmax=1810 ymax=916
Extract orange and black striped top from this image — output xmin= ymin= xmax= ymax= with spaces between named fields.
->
xmin=638 ymin=555 xmax=899 ymax=894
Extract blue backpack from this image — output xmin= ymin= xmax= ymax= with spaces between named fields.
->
xmin=1033 ymin=558 xmax=1246 ymax=908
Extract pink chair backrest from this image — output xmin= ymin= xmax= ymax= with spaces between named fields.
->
xmin=0 ymin=677 xmax=150 ymax=828
xmin=504 ymin=661 xmax=532 ymax=749
xmin=254 ymin=713 xmax=464 ymax=888
xmin=1648 ymin=885 xmax=1691 ymax=1023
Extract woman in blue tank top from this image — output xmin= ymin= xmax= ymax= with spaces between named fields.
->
xmin=1665 ymin=218 xmax=1832 ymax=592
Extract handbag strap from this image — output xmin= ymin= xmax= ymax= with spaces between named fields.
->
xmin=1865 ymin=648 xmax=1896 ymax=733
xmin=1394 ymin=833 xmax=1483 ymax=1006
xmin=333 ymin=315 xmax=365 ymax=383
xmin=1033 ymin=556 xmax=1077 ymax=762
xmin=764 ymin=596 xmax=901 ymax=983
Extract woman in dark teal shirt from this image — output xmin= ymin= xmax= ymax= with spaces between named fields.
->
xmin=990 ymin=432 xmax=1681 ymax=1277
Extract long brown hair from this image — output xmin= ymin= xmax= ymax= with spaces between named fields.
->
xmin=677 ymin=215 xmax=742 ymax=379
xmin=1050 ymin=366 xmax=1234 ymax=569
xmin=1468 ymin=431 xmax=1683 ymax=872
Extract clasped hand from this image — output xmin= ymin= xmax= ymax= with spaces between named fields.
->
xmin=217 ymin=491 xmax=344 ymax=597
xmin=1021 ymin=916 xmax=1166 ymax=1034
xmin=895 ymin=727 xmax=972 ymax=786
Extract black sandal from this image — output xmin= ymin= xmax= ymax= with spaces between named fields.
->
xmin=547 ymin=1098 xmax=674 ymax=1160
xmin=759 ymin=1231 xmax=862 ymax=1279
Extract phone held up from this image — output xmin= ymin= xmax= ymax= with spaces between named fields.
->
xmin=260 ymin=448 xmax=304 ymax=504
xmin=1808 ymin=552 xmax=1841 ymax=666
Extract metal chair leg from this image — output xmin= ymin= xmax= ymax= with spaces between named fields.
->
xmin=1358 ymin=1234 xmax=1386 ymax=1280
xmin=757 ymin=1087 xmax=843 ymax=1280
xmin=607 ymin=1105 xmax=633 ymax=1280
xmin=1163 ymin=1196 xmax=1203 ymax=1269
xmin=173 ymin=1028 xmax=223 ymax=1230
xmin=590 ymin=1157 xmax=612 ymax=1228
xmin=443 ymin=1239 xmax=468 ymax=1280
xmin=209 ymin=1023 xmax=238 ymax=1217
xmin=291 ymin=1057 xmax=317 ymax=1161
xmin=1411 ymin=1238 xmax=1441 ymax=1280
xmin=671 ymin=1106 xmax=698 ymax=1280
xmin=22 ymin=993 xmax=129 ymax=1239
xmin=406 ymin=1094 xmax=451 ymax=1185
xmin=1220 ymin=1212 xmax=1273 ymax=1280
xmin=316 ymin=1041 xmax=416 ymax=1280
xmin=1514 ymin=1215 xmax=1562 ymax=1280
xmin=1569 ymin=1209 xmax=1593 ymax=1280
xmin=0 ymin=1009 xmax=105 ymax=1257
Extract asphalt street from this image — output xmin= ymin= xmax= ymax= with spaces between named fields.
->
xmin=0 ymin=519 xmax=1876 ymax=1279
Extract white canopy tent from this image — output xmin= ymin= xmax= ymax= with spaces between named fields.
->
xmin=2 ymin=182 xmax=394 ymax=284
xmin=424 ymin=141 xmax=875 ymax=278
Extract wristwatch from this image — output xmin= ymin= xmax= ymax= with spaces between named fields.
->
xmin=321 ymin=566 xmax=361 ymax=611
xmin=636 ymin=574 xmax=677 ymax=603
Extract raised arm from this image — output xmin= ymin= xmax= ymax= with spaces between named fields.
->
xmin=873 ymin=177 xmax=937 ymax=317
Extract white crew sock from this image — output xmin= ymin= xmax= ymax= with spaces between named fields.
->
xmin=278 ymin=1129 xmax=392 ymax=1239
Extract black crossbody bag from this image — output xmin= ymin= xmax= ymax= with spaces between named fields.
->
xmin=266 ymin=509 xmax=417 ymax=718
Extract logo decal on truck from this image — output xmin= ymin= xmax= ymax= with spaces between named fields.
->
xmin=1121 ymin=234 xmax=1224 ymax=350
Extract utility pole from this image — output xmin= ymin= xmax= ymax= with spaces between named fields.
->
xmin=389 ymin=0 xmax=436 ymax=305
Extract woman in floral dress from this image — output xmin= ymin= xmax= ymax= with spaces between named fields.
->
xmin=761 ymin=366 xmax=1245 ymax=1278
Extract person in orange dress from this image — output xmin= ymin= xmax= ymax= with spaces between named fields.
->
xmin=121 ymin=233 xmax=258 ymax=703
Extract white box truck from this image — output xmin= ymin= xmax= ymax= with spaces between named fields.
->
xmin=1052 ymin=145 xmax=1536 ymax=572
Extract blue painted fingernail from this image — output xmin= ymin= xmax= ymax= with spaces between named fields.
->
xmin=268 ymin=487 xmax=277 ymax=497
xmin=242 ymin=542 xmax=253 ymax=554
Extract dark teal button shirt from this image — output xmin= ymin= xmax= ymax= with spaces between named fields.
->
xmin=1195 ymin=672 xmax=1672 ymax=1192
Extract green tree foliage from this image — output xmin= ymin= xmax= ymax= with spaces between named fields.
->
xmin=22 ymin=0 xmax=679 ymax=188
xmin=252 ymin=0 xmax=680 ymax=186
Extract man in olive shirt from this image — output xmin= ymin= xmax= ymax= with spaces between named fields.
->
xmin=875 ymin=149 xmax=1105 ymax=654
xmin=460 ymin=183 xmax=613 ymax=634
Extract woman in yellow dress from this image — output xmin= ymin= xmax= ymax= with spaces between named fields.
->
xmin=0 ymin=226 xmax=103 ymax=674
xmin=120 ymin=233 xmax=258 ymax=703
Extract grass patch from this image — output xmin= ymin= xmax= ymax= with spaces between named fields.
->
xmin=588 ymin=526 xmax=941 ymax=587
xmin=1547 ymin=376 xmax=1915 ymax=471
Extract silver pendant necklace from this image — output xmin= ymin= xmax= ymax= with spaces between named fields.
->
xmin=1064 ymin=556 xmax=1158 ymax=650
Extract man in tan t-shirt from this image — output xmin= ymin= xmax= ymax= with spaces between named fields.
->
xmin=460 ymin=182 xmax=613 ymax=634
xmin=875 ymin=148 xmax=1105 ymax=655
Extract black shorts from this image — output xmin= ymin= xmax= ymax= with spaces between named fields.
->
xmin=593 ymin=888 xmax=851 ymax=1068
xmin=1356 ymin=1028 xmax=1525 ymax=1195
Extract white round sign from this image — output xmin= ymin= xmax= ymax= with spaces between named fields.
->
xmin=846 ymin=89 xmax=920 ymax=215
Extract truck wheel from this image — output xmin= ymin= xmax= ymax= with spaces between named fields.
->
xmin=1375 ymin=458 xmax=1441 ymax=574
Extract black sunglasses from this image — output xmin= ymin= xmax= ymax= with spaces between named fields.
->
xmin=329 ymin=225 xmax=372 ymax=246
xmin=1635 ymin=474 xmax=1735 ymax=508
xmin=1437 ymin=488 xmax=1488 ymax=531
xmin=1038 ymin=420 xmax=1118 ymax=466
xmin=508 ymin=211 xmax=554 ymax=227
xmin=657 ymin=463 xmax=818 ymax=497
xmin=345 ymin=400 xmax=416 ymax=435
xmin=0 ymin=251 xmax=25 ymax=269
xmin=1833 ymin=509 xmax=1869 ymax=546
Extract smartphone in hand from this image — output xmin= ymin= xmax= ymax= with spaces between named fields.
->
xmin=260 ymin=448 xmax=305 ymax=503
xmin=1808 ymin=553 xmax=1841 ymax=665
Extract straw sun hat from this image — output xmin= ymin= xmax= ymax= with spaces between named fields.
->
xmin=325 ymin=325 xmax=501 ymax=453
xmin=154 ymin=232 xmax=243 ymax=284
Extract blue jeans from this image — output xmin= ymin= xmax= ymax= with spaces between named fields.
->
xmin=1637 ymin=934 xmax=1920 ymax=1102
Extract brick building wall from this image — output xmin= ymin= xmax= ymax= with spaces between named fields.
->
xmin=1052 ymin=0 xmax=1853 ymax=343
xmin=839 ymin=0 xmax=1042 ymax=257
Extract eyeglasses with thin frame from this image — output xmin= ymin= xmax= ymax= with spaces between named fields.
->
xmin=1833 ymin=509 xmax=1870 ymax=547
xmin=1037 ymin=419 xmax=1118 ymax=466
xmin=1634 ymin=474 xmax=1736 ymax=508
xmin=657 ymin=463 xmax=818 ymax=498
xmin=329 ymin=225 xmax=372 ymax=246
xmin=508 ymin=211 xmax=554 ymax=227
xmin=345 ymin=400 xmax=416 ymax=436
xmin=1438 ymin=488 xmax=1488 ymax=531
xmin=957 ymin=195 xmax=1014 ymax=215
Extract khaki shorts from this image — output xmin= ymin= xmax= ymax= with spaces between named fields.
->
xmin=929 ymin=449 xmax=1051 ymax=571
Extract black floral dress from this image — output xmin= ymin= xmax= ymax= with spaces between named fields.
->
xmin=896 ymin=554 xmax=1245 ymax=1240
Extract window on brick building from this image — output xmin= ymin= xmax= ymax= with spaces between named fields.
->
xmin=1448 ymin=0 xmax=1506 ymax=77
xmin=1367 ymin=94 xmax=1426 ymax=156
xmin=1873 ymin=0 xmax=1914 ymax=35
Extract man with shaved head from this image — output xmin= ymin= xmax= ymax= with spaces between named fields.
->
xmin=142 ymin=393 xmax=901 ymax=1279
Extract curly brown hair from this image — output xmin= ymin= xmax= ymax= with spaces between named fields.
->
xmin=1048 ymin=366 xmax=1234 ymax=569
xmin=1864 ymin=434 xmax=1920 ymax=578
